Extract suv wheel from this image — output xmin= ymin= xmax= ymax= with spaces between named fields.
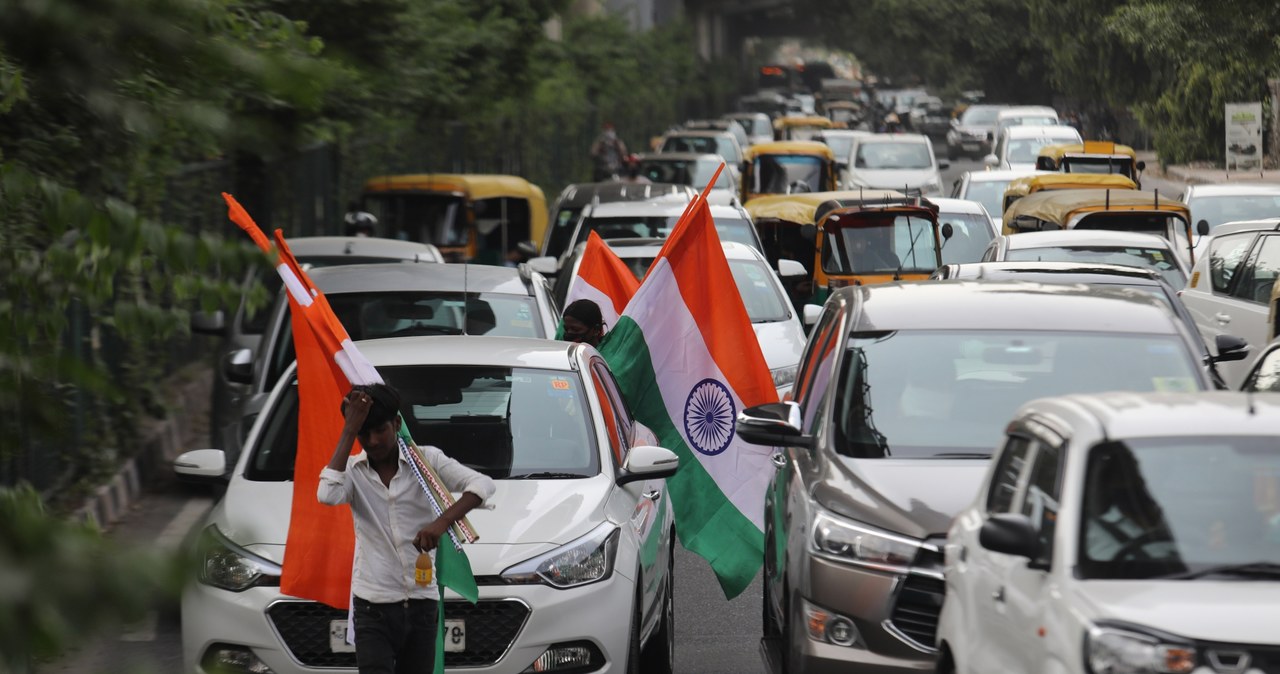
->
xmin=639 ymin=536 xmax=675 ymax=674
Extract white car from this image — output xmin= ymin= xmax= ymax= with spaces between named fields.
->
xmin=723 ymin=112 xmax=773 ymax=147
xmin=937 ymin=390 xmax=1280 ymax=674
xmin=1179 ymin=219 xmax=1280 ymax=387
xmin=1180 ymin=183 xmax=1280 ymax=257
xmin=175 ymin=336 xmax=679 ymax=674
xmin=986 ymin=125 xmax=1082 ymax=171
xmin=555 ymin=239 xmax=806 ymax=396
xmin=949 ymin=169 xmax=1047 ymax=224
xmin=931 ymin=197 xmax=999 ymax=265
xmin=845 ymin=133 xmax=948 ymax=196
xmin=561 ymin=195 xmax=762 ymax=264
xmin=981 ymin=230 xmax=1189 ymax=290
xmin=815 ymin=129 xmax=873 ymax=184
xmin=988 ymin=105 xmax=1061 ymax=146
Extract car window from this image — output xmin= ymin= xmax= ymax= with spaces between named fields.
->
xmin=939 ymin=212 xmax=996 ymax=265
xmin=854 ymin=142 xmax=932 ymax=170
xmin=1229 ymin=234 xmax=1280 ymax=304
xmin=961 ymin=180 xmax=1010 ymax=220
xmin=590 ymin=360 xmax=631 ymax=466
xmin=1209 ymin=232 xmax=1255 ymax=293
xmin=1021 ymin=440 xmax=1063 ymax=563
xmin=1004 ymin=245 xmax=1186 ymax=289
xmin=1189 ymin=195 xmax=1280 ymax=230
xmin=754 ymin=155 xmax=825 ymax=195
xmin=730 ymin=259 xmax=790 ymax=322
xmin=1244 ymin=347 xmax=1280 ymax=392
xmin=986 ymin=435 xmax=1032 ymax=514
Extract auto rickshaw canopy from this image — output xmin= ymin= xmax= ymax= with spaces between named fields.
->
xmin=1003 ymin=188 xmax=1189 ymax=228
xmin=817 ymin=197 xmax=945 ymax=285
xmin=743 ymin=141 xmax=836 ymax=162
xmin=362 ymin=174 xmax=546 ymax=205
xmin=745 ymin=189 xmax=905 ymax=225
xmin=1002 ymin=173 xmax=1138 ymax=213
xmin=1037 ymin=141 xmax=1139 ymax=166
xmin=772 ymin=115 xmax=836 ymax=131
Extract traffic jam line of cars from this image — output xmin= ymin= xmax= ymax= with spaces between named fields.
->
xmin=176 ymin=103 xmax=1280 ymax=674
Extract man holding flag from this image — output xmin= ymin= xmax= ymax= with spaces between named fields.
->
xmin=319 ymin=383 xmax=493 ymax=674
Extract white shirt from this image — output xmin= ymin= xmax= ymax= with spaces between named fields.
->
xmin=317 ymin=445 xmax=496 ymax=602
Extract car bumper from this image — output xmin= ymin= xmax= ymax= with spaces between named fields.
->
xmin=791 ymin=556 xmax=940 ymax=673
xmin=183 ymin=571 xmax=637 ymax=673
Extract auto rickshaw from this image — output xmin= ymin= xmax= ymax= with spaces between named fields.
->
xmin=1035 ymin=141 xmax=1146 ymax=186
xmin=773 ymin=115 xmax=836 ymax=141
xmin=740 ymin=141 xmax=839 ymax=203
xmin=822 ymin=101 xmax=864 ymax=127
xmin=1000 ymin=173 xmax=1138 ymax=215
xmin=1002 ymin=188 xmax=1207 ymax=264
xmin=817 ymin=196 xmax=950 ymax=291
xmin=360 ymin=174 xmax=547 ymax=264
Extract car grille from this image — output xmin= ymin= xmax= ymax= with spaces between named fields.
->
xmin=267 ymin=599 xmax=529 ymax=668
xmin=888 ymin=575 xmax=945 ymax=649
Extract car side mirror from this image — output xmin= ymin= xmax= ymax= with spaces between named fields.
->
xmin=191 ymin=310 xmax=228 ymax=337
xmin=174 ymin=449 xmax=228 ymax=484
xmin=1035 ymin=157 xmax=1055 ymax=171
xmin=616 ymin=445 xmax=679 ymax=486
xmin=802 ymin=304 xmax=823 ymax=327
xmin=979 ymin=513 xmax=1040 ymax=559
xmin=735 ymin=401 xmax=811 ymax=448
xmin=938 ymin=159 xmax=951 ymax=171
xmin=986 ymin=132 xmax=994 ymax=142
xmin=777 ymin=259 xmax=807 ymax=278
xmin=983 ymin=154 xmax=999 ymax=168
xmin=1196 ymin=219 xmax=1211 ymax=237
xmin=941 ymin=222 xmax=954 ymax=240
xmin=222 ymin=348 xmax=254 ymax=385
xmin=836 ymin=160 xmax=849 ymax=172
xmin=527 ymin=255 xmax=558 ymax=276
xmin=1212 ymin=334 xmax=1250 ymax=363
xmin=1136 ymin=160 xmax=1147 ymax=172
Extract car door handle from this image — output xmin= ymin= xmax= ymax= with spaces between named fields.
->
xmin=1215 ymin=312 xmax=1232 ymax=324
xmin=992 ymin=586 xmax=1005 ymax=603
xmin=771 ymin=453 xmax=787 ymax=468
xmin=642 ymin=489 xmax=661 ymax=502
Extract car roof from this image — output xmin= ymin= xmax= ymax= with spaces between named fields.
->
xmin=554 ymin=182 xmax=694 ymax=209
xmin=841 ymin=280 xmax=1180 ymax=333
xmin=855 ymin=133 xmax=930 ymax=145
xmin=1186 ymin=183 xmax=1280 ymax=197
xmin=818 ymin=130 xmax=871 ymax=138
xmin=307 ymin=263 xmax=532 ymax=295
xmin=1210 ymin=219 xmax=1280 ymax=236
xmin=357 ymin=335 xmax=578 ymax=371
xmin=608 ymin=240 xmax=760 ymax=261
xmin=1037 ymin=391 xmax=1280 ymax=439
xmin=963 ymin=170 xmax=1049 ymax=182
xmin=997 ymin=106 xmax=1057 ymax=118
xmin=945 ymin=261 xmax=1164 ymax=284
xmin=637 ymin=152 xmax=722 ymax=163
xmin=1002 ymin=229 xmax=1174 ymax=249
xmin=589 ymin=199 xmax=746 ymax=218
xmin=664 ymin=129 xmax=733 ymax=139
xmin=930 ymin=197 xmax=988 ymax=215
xmin=288 ymin=237 xmax=437 ymax=258
xmin=1003 ymin=125 xmax=1079 ymax=139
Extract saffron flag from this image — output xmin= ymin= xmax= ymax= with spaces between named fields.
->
xmin=224 ymin=194 xmax=476 ymax=674
xmin=564 ymin=231 xmax=641 ymax=329
xmin=596 ymin=171 xmax=779 ymax=598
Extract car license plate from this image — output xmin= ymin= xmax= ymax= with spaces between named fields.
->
xmin=444 ymin=619 xmax=465 ymax=653
xmin=329 ymin=620 xmax=356 ymax=653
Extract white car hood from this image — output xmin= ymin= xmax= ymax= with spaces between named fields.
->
xmin=1073 ymin=580 xmax=1280 ymax=643
xmin=851 ymin=168 xmax=937 ymax=190
xmin=213 ymin=474 xmax=613 ymax=569
xmin=753 ymin=320 xmax=805 ymax=371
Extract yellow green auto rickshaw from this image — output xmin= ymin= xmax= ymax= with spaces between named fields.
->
xmin=1035 ymin=141 xmax=1146 ymax=186
xmin=740 ymin=142 xmax=839 ymax=204
xmin=360 ymin=174 xmax=547 ymax=264
xmin=773 ymin=115 xmax=836 ymax=141
xmin=1000 ymin=173 xmax=1139 ymax=215
xmin=817 ymin=195 xmax=949 ymax=291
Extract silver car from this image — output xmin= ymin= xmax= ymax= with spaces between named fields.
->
xmin=738 ymin=281 xmax=1214 ymax=673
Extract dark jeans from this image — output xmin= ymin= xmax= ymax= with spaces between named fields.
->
xmin=352 ymin=596 xmax=437 ymax=674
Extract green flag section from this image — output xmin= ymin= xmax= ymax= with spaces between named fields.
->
xmin=598 ymin=193 xmax=778 ymax=599
xmin=434 ymin=538 xmax=478 ymax=674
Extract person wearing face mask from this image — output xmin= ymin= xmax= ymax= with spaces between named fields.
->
xmin=561 ymin=299 xmax=605 ymax=347
xmin=590 ymin=122 xmax=628 ymax=182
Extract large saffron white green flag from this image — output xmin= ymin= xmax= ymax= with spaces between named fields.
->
xmin=598 ymin=180 xmax=778 ymax=599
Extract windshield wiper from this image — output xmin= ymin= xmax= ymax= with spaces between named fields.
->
xmin=507 ymin=472 xmax=588 ymax=480
xmin=1163 ymin=561 xmax=1280 ymax=580
xmin=928 ymin=452 xmax=992 ymax=459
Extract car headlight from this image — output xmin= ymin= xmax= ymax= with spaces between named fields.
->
xmin=501 ymin=523 xmax=619 ymax=589
xmin=197 ymin=525 xmax=281 ymax=592
xmin=811 ymin=509 xmax=922 ymax=572
xmin=771 ymin=365 xmax=798 ymax=388
xmin=1085 ymin=625 xmax=1196 ymax=674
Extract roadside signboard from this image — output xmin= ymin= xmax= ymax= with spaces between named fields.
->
xmin=1225 ymin=102 xmax=1264 ymax=175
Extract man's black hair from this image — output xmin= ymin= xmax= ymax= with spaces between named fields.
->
xmin=342 ymin=383 xmax=402 ymax=435
xmin=563 ymin=298 xmax=604 ymax=328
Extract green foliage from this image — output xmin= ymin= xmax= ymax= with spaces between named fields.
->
xmin=0 ymin=485 xmax=185 ymax=673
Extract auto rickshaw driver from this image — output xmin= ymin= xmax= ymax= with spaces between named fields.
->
xmin=846 ymin=221 xmax=901 ymax=271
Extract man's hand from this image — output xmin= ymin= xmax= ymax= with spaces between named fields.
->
xmin=343 ymin=389 xmax=373 ymax=432
xmin=414 ymin=519 xmax=451 ymax=552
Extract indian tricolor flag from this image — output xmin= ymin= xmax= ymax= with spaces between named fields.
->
xmin=564 ymin=231 xmax=640 ymax=329
xmin=598 ymin=180 xmax=779 ymax=599
xmin=224 ymin=194 xmax=477 ymax=674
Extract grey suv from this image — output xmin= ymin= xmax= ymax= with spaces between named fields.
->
xmin=737 ymin=281 xmax=1215 ymax=673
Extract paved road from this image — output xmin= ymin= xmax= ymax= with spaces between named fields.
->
xmin=39 ymin=475 xmax=767 ymax=674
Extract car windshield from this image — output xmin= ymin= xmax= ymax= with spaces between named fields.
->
xmin=753 ymin=154 xmax=825 ymax=195
xmin=1008 ymin=137 xmax=1077 ymax=164
xmin=545 ymin=206 xmax=583 ymax=260
xmin=1063 ymin=157 xmax=1135 ymax=177
xmin=854 ymin=142 xmax=933 ymax=170
xmin=663 ymin=135 xmax=738 ymax=163
xmin=822 ymin=136 xmax=855 ymax=162
xmin=1005 ymin=245 xmax=1186 ymax=288
xmin=939 ymin=212 xmax=995 ymax=265
xmin=1003 ymin=115 xmax=1057 ymax=128
xmin=1078 ymin=436 xmax=1280 ymax=580
xmin=961 ymin=107 xmax=1000 ymax=126
xmin=823 ymin=215 xmax=939 ymax=274
xmin=962 ymin=179 xmax=1012 ymax=219
xmin=1189 ymin=194 xmax=1280 ymax=230
xmin=832 ymin=331 xmax=1200 ymax=459
xmin=363 ymin=194 xmax=467 ymax=247
xmin=246 ymin=366 xmax=599 ymax=481
xmin=637 ymin=159 xmax=734 ymax=191
xmin=578 ymin=215 xmax=760 ymax=251
xmin=243 ymin=255 xmax=416 ymax=333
